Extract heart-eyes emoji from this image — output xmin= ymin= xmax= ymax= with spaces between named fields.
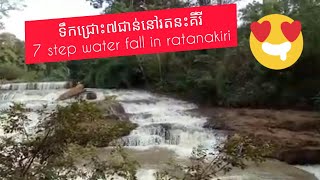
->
xmin=249 ymin=14 xmax=303 ymax=70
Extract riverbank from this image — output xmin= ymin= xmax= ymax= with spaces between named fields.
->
xmin=102 ymin=88 xmax=320 ymax=179
xmin=148 ymin=88 xmax=320 ymax=166
xmin=191 ymin=107 xmax=320 ymax=166
xmin=0 ymin=82 xmax=319 ymax=179
xmin=96 ymin=147 xmax=319 ymax=180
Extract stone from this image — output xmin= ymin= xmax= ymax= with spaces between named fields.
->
xmin=278 ymin=148 xmax=320 ymax=165
xmin=86 ymin=91 xmax=97 ymax=100
xmin=197 ymin=107 xmax=320 ymax=165
xmin=95 ymin=99 xmax=128 ymax=121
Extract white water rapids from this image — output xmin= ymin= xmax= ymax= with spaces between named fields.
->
xmin=0 ymin=81 xmax=319 ymax=180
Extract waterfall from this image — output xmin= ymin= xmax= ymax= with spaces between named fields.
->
xmin=0 ymin=86 xmax=320 ymax=180
xmin=105 ymin=89 xmax=223 ymax=157
xmin=0 ymin=81 xmax=71 ymax=111
xmin=0 ymin=81 xmax=70 ymax=90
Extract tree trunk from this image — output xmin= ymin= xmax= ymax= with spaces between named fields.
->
xmin=57 ymin=84 xmax=85 ymax=100
xmin=156 ymin=54 xmax=163 ymax=83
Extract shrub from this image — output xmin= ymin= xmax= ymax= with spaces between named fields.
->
xmin=0 ymin=100 xmax=139 ymax=179
xmin=0 ymin=63 xmax=25 ymax=80
xmin=154 ymin=134 xmax=274 ymax=180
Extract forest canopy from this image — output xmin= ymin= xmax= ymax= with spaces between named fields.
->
xmin=66 ymin=0 xmax=320 ymax=109
xmin=0 ymin=0 xmax=319 ymax=109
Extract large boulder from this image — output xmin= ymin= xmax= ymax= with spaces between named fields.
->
xmin=94 ymin=98 xmax=128 ymax=121
xmin=277 ymin=148 xmax=320 ymax=165
xmin=57 ymin=84 xmax=85 ymax=101
xmin=60 ymin=99 xmax=137 ymax=148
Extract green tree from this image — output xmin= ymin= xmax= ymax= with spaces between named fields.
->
xmin=72 ymin=0 xmax=320 ymax=109
xmin=0 ymin=32 xmax=24 ymax=65
xmin=0 ymin=0 xmax=26 ymax=29
xmin=0 ymin=100 xmax=139 ymax=180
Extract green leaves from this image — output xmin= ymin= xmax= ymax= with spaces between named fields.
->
xmin=0 ymin=103 xmax=32 ymax=140
xmin=155 ymin=134 xmax=273 ymax=180
xmin=0 ymin=63 xmax=25 ymax=80
xmin=0 ymin=32 xmax=70 ymax=81
xmin=0 ymin=99 xmax=139 ymax=179
xmin=0 ymin=33 xmax=23 ymax=66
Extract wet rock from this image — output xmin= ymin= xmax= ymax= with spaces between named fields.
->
xmin=95 ymin=99 xmax=128 ymax=121
xmin=86 ymin=91 xmax=97 ymax=100
xmin=222 ymin=159 xmax=319 ymax=180
xmin=198 ymin=107 xmax=320 ymax=165
xmin=278 ymin=148 xmax=320 ymax=165
xmin=203 ymin=117 xmax=227 ymax=130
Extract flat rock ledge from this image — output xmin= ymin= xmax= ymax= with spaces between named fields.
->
xmin=196 ymin=107 xmax=320 ymax=166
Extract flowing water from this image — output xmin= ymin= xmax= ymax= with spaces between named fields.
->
xmin=103 ymin=89 xmax=223 ymax=157
xmin=0 ymin=82 xmax=319 ymax=180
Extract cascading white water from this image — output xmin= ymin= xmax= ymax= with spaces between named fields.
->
xmin=0 ymin=84 xmax=319 ymax=180
xmin=104 ymin=89 xmax=224 ymax=157
xmin=0 ymin=81 xmax=69 ymax=90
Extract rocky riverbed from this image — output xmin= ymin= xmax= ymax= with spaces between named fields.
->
xmin=196 ymin=107 xmax=320 ymax=166
xmin=1 ymin=82 xmax=319 ymax=179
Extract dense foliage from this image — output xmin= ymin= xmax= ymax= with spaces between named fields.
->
xmin=0 ymin=32 xmax=70 ymax=81
xmin=0 ymin=1 xmax=69 ymax=82
xmin=1 ymin=0 xmax=319 ymax=109
xmin=66 ymin=0 xmax=320 ymax=109
xmin=0 ymin=33 xmax=69 ymax=81
xmin=0 ymin=100 xmax=139 ymax=180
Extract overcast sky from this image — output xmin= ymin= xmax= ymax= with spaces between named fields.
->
xmin=0 ymin=0 xmax=260 ymax=41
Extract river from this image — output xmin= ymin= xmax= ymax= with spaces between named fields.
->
xmin=0 ymin=81 xmax=319 ymax=180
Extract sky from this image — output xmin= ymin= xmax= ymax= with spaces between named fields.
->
xmin=0 ymin=0 xmax=259 ymax=41
xmin=0 ymin=0 xmax=102 ymax=40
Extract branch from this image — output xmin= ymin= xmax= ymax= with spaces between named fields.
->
xmin=21 ymin=128 xmax=53 ymax=177
xmin=199 ymin=153 xmax=220 ymax=178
